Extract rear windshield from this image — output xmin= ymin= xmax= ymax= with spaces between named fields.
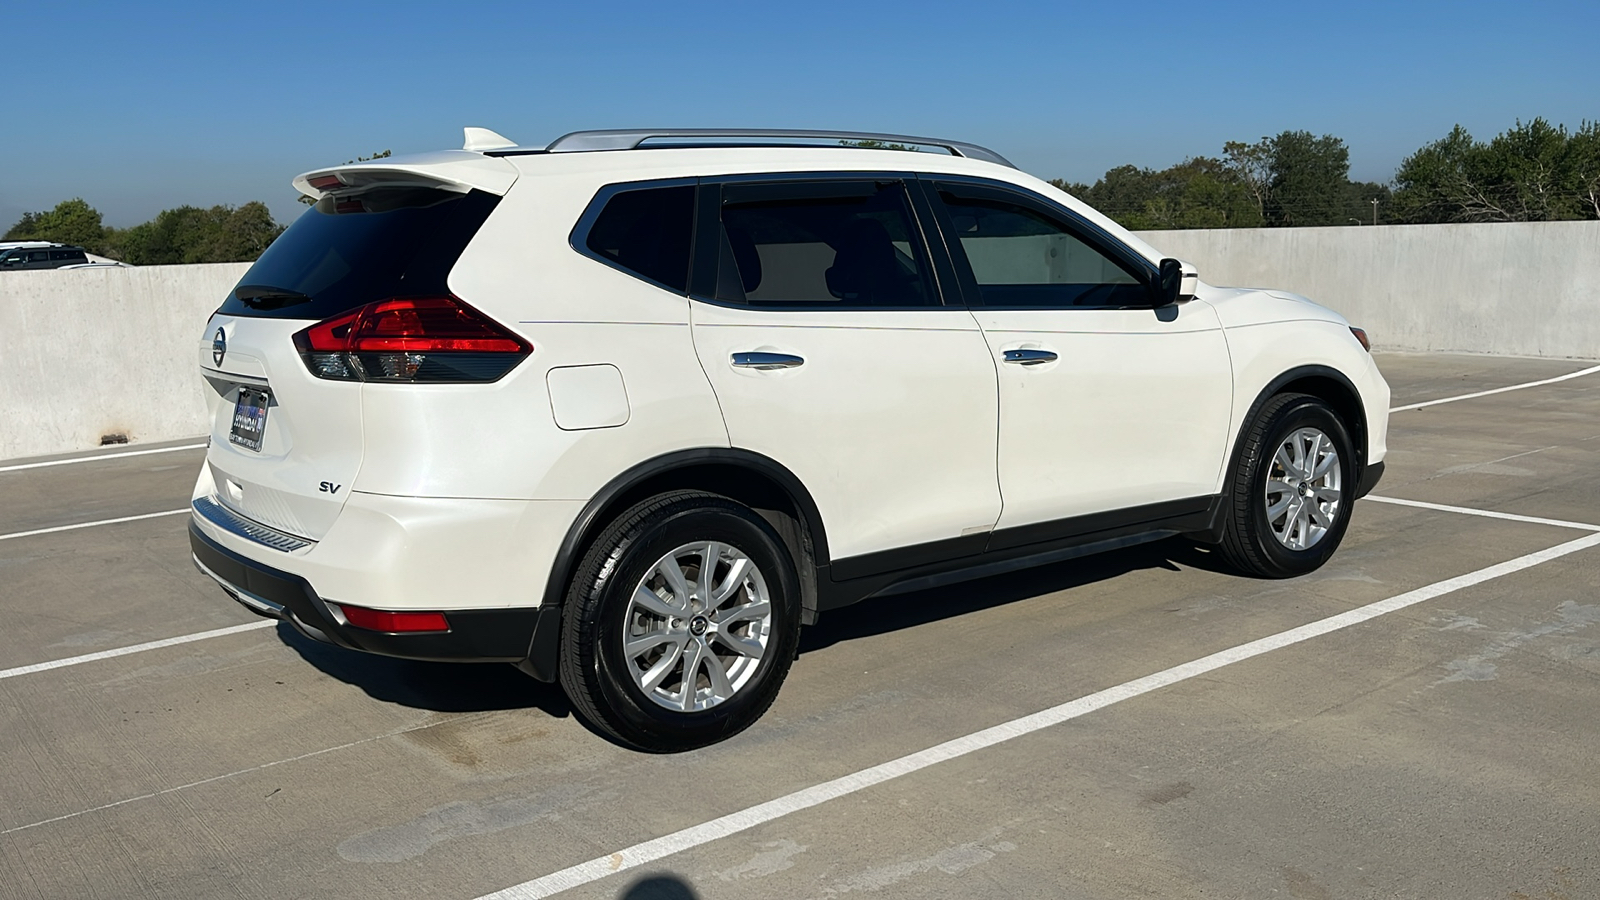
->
xmin=219 ymin=187 xmax=500 ymax=319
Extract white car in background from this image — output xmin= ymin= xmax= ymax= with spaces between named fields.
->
xmin=189 ymin=128 xmax=1389 ymax=751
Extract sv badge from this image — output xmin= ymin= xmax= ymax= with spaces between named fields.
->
xmin=319 ymin=481 xmax=342 ymax=494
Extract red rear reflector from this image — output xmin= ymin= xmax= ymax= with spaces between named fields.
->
xmin=1350 ymin=327 xmax=1371 ymax=352
xmin=336 ymin=604 xmax=450 ymax=633
xmin=308 ymin=174 xmax=343 ymax=190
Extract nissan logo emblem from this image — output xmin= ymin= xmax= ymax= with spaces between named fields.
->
xmin=212 ymin=327 xmax=226 ymax=366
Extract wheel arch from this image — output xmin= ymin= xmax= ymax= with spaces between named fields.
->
xmin=539 ymin=448 xmax=830 ymax=622
xmin=1231 ymin=365 xmax=1370 ymax=480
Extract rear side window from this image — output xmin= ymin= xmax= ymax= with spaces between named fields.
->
xmin=218 ymin=187 xmax=500 ymax=319
xmin=711 ymin=179 xmax=937 ymax=308
xmin=50 ymin=249 xmax=87 ymax=262
xmin=577 ymin=183 xmax=695 ymax=293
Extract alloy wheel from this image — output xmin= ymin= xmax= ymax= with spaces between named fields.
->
xmin=622 ymin=541 xmax=773 ymax=712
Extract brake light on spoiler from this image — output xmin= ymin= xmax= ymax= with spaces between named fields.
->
xmin=292 ymin=296 xmax=531 ymax=383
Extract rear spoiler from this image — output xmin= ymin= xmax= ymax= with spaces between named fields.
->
xmin=292 ymin=150 xmax=518 ymax=202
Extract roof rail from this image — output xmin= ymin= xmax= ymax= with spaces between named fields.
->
xmin=525 ymin=128 xmax=1016 ymax=168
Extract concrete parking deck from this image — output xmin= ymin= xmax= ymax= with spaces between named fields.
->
xmin=2 ymin=351 xmax=1598 ymax=900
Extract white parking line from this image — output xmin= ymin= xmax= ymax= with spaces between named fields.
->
xmin=0 ymin=508 xmax=190 ymax=542
xmin=0 ymin=442 xmax=207 ymax=474
xmin=1389 ymin=363 xmax=1600 ymax=412
xmin=0 ymin=620 xmax=275 ymax=682
xmin=474 ymin=530 xmax=1600 ymax=900
xmin=1365 ymin=495 xmax=1600 ymax=532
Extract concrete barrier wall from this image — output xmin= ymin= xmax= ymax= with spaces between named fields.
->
xmin=1 ymin=220 xmax=1598 ymax=462
xmin=1140 ymin=220 xmax=1600 ymax=359
xmin=0 ymin=263 xmax=248 ymax=461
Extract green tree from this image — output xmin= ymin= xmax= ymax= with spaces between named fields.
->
xmin=3 ymin=198 xmax=108 ymax=249
xmin=1263 ymin=131 xmax=1352 ymax=226
xmin=1571 ymin=121 xmax=1600 ymax=219
xmin=1392 ymin=119 xmax=1600 ymax=223
xmin=1222 ymin=139 xmax=1273 ymax=222
xmin=105 ymin=203 xmax=285 ymax=265
xmin=1485 ymin=118 xmax=1581 ymax=220
xmin=1054 ymin=156 xmax=1262 ymax=231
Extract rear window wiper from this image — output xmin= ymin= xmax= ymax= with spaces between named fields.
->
xmin=234 ymin=285 xmax=312 ymax=310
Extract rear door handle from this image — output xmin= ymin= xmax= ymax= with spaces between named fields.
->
xmin=1002 ymin=348 xmax=1058 ymax=365
xmin=732 ymin=352 xmax=805 ymax=370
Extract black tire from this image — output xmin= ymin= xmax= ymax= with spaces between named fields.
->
xmin=1217 ymin=393 xmax=1357 ymax=578
xmin=559 ymin=491 xmax=801 ymax=752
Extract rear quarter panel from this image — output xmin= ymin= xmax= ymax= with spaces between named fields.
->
xmin=350 ymin=169 xmax=729 ymax=502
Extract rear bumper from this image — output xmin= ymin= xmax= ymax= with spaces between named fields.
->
xmin=190 ymin=523 xmax=561 ymax=679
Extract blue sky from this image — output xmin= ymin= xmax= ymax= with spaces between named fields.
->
xmin=3 ymin=0 xmax=1596 ymax=228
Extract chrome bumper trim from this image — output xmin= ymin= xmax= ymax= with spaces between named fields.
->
xmin=192 ymin=496 xmax=313 ymax=553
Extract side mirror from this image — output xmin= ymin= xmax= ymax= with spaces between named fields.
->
xmin=1153 ymin=257 xmax=1199 ymax=306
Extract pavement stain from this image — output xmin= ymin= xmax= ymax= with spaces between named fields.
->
xmin=808 ymin=827 xmax=1016 ymax=896
xmin=400 ymin=713 xmax=550 ymax=770
xmin=1283 ymin=866 xmax=1335 ymax=900
xmin=1435 ymin=601 xmax=1600 ymax=686
xmin=335 ymin=781 xmax=609 ymax=863
xmin=1139 ymin=781 xmax=1194 ymax=805
xmin=713 ymin=838 xmax=808 ymax=881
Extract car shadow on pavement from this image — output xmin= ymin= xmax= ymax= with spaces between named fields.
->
xmin=616 ymin=874 xmax=700 ymax=899
xmin=274 ymin=622 xmax=571 ymax=718
xmin=800 ymin=535 xmax=1230 ymax=654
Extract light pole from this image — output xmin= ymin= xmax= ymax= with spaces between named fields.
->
xmin=1371 ymin=197 xmax=1380 ymax=226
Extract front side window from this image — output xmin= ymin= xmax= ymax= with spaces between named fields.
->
xmin=712 ymin=179 xmax=937 ymax=308
xmin=581 ymin=183 xmax=695 ymax=293
xmin=933 ymin=182 xmax=1150 ymax=308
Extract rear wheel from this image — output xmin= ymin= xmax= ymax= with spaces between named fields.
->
xmin=559 ymin=491 xmax=800 ymax=751
xmin=1218 ymin=393 xmax=1356 ymax=578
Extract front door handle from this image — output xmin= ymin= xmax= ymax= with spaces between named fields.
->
xmin=732 ymin=352 xmax=805 ymax=370
xmin=1002 ymin=348 xmax=1058 ymax=365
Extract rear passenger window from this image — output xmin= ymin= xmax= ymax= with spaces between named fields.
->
xmin=712 ymin=179 xmax=936 ymax=308
xmin=582 ymin=184 xmax=695 ymax=293
xmin=50 ymin=250 xmax=86 ymax=262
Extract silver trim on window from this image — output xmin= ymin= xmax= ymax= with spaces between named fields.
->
xmin=192 ymin=496 xmax=313 ymax=553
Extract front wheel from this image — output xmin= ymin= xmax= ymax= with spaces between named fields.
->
xmin=559 ymin=491 xmax=801 ymax=751
xmin=1217 ymin=393 xmax=1357 ymax=578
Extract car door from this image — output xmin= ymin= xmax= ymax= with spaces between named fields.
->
xmin=688 ymin=175 xmax=1001 ymax=576
xmin=921 ymin=177 xmax=1233 ymax=546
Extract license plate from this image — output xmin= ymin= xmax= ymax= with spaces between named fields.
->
xmin=229 ymin=386 xmax=270 ymax=451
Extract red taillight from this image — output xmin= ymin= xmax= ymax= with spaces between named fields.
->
xmin=347 ymin=298 xmax=527 ymax=353
xmin=292 ymin=296 xmax=531 ymax=383
xmin=1350 ymin=326 xmax=1371 ymax=352
xmin=335 ymin=604 xmax=450 ymax=634
xmin=307 ymin=174 xmax=344 ymax=191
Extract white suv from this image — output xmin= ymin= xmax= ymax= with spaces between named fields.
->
xmin=190 ymin=128 xmax=1390 ymax=751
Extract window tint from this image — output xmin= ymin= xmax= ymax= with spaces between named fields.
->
xmin=935 ymin=184 xmax=1149 ymax=308
xmin=218 ymin=187 xmax=499 ymax=319
xmin=583 ymin=184 xmax=694 ymax=292
xmin=49 ymin=249 xmax=86 ymax=262
xmin=714 ymin=180 xmax=936 ymax=307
